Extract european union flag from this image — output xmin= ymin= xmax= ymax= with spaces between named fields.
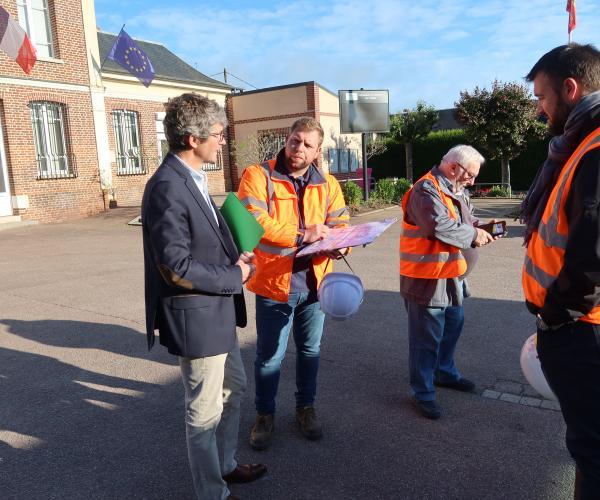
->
xmin=108 ymin=29 xmax=155 ymax=87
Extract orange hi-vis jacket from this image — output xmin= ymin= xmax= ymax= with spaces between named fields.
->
xmin=399 ymin=171 xmax=467 ymax=279
xmin=522 ymin=127 xmax=600 ymax=324
xmin=237 ymin=158 xmax=349 ymax=303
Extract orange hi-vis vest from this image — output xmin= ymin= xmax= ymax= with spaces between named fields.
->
xmin=399 ymin=171 xmax=467 ymax=279
xmin=523 ymin=127 xmax=600 ymax=324
xmin=237 ymin=159 xmax=349 ymax=303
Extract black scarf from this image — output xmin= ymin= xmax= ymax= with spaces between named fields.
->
xmin=519 ymin=91 xmax=600 ymax=245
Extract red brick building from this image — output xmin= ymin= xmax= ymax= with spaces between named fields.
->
xmin=0 ymin=0 xmax=233 ymax=224
xmin=0 ymin=1 xmax=360 ymax=225
xmin=0 ymin=0 xmax=103 ymax=222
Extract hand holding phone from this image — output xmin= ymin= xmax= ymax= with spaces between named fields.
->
xmin=478 ymin=220 xmax=507 ymax=237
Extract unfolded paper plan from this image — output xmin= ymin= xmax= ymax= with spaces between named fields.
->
xmin=296 ymin=218 xmax=397 ymax=257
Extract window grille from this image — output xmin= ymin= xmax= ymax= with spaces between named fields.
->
xmin=17 ymin=0 xmax=54 ymax=58
xmin=30 ymin=101 xmax=76 ymax=179
xmin=113 ymin=110 xmax=145 ymax=175
xmin=203 ymin=149 xmax=223 ymax=172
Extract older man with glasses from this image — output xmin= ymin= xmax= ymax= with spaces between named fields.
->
xmin=399 ymin=145 xmax=496 ymax=419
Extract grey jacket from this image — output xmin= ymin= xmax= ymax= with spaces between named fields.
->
xmin=400 ymin=167 xmax=478 ymax=307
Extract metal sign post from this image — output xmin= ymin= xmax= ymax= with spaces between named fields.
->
xmin=361 ymin=133 xmax=369 ymax=201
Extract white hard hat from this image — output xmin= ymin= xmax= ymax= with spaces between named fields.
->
xmin=318 ymin=272 xmax=364 ymax=321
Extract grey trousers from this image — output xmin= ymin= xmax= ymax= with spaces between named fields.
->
xmin=179 ymin=341 xmax=247 ymax=500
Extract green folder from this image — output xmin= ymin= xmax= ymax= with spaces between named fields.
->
xmin=220 ymin=192 xmax=265 ymax=252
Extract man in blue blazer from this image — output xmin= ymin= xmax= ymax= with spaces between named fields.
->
xmin=142 ymin=93 xmax=266 ymax=500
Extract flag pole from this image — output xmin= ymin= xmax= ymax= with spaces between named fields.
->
xmin=100 ymin=24 xmax=126 ymax=71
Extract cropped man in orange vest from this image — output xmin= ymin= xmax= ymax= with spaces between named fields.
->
xmin=520 ymin=44 xmax=600 ymax=499
xmin=400 ymin=145 xmax=495 ymax=419
xmin=237 ymin=117 xmax=349 ymax=450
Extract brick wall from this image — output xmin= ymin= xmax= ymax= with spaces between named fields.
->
xmin=0 ymin=0 xmax=106 ymax=223
xmin=105 ymin=97 xmax=231 ymax=207
xmin=0 ymin=86 xmax=103 ymax=223
xmin=0 ymin=0 xmax=91 ymax=86
xmin=104 ymin=98 xmax=162 ymax=207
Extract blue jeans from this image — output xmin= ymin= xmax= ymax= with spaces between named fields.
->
xmin=254 ymin=292 xmax=325 ymax=415
xmin=404 ymin=299 xmax=464 ymax=402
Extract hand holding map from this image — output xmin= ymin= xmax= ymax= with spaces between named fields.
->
xmin=296 ymin=218 xmax=397 ymax=257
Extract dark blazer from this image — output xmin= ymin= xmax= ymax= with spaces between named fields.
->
xmin=141 ymin=153 xmax=246 ymax=358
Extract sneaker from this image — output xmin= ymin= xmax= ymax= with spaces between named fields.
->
xmin=434 ymin=377 xmax=476 ymax=393
xmin=296 ymin=406 xmax=323 ymax=440
xmin=249 ymin=414 xmax=274 ymax=450
xmin=414 ymin=399 xmax=441 ymax=420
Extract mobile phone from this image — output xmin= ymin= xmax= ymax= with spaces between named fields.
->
xmin=479 ymin=220 xmax=507 ymax=237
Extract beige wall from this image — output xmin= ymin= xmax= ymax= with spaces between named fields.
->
xmin=319 ymin=87 xmax=339 ymax=114
xmin=318 ymin=86 xmax=361 ymax=172
xmin=234 ymin=119 xmax=296 ymax=142
xmin=232 ymin=86 xmax=307 ymax=121
xmin=102 ymin=76 xmax=229 ymax=104
xmin=230 ymin=83 xmax=362 ymax=178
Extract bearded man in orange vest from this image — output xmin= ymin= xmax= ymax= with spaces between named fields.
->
xmin=400 ymin=145 xmax=495 ymax=420
xmin=520 ymin=43 xmax=600 ymax=499
xmin=237 ymin=117 xmax=349 ymax=450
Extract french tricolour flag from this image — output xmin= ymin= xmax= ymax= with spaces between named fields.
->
xmin=0 ymin=6 xmax=36 ymax=75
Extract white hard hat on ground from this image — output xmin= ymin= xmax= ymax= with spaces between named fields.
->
xmin=318 ymin=272 xmax=364 ymax=320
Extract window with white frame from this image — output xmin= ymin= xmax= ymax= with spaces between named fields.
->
xmin=17 ymin=0 xmax=54 ymax=58
xmin=29 ymin=101 xmax=74 ymax=179
xmin=112 ymin=110 xmax=144 ymax=175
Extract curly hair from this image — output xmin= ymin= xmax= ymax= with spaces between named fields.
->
xmin=163 ymin=93 xmax=227 ymax=152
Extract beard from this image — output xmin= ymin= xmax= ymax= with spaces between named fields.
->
xmin=548 ymin=99 xmax=574 ymax=136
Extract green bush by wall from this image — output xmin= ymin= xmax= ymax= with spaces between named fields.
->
xmin=369 ymin=130 xmax=550 ymax=191
xmin=342 ymin=181 xmax=363 ymax=207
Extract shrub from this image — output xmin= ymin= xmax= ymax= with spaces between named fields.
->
xmin=488 ymin=185 xmax=512 ymax=197
xmin=342 ymin=181 xmax=363 ymax=207
xmin=393 ymin=178 xmax=412 ymax=203
xmin=372 ymin=178 xmax=396 ymax=203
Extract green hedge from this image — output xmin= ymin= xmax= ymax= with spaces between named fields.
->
xmin=369 ymin=130 xmax=550 ymax=191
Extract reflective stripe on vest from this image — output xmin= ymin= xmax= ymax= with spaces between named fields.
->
xmin=257 ymin=242 xmax=297 ymax=257
xmin=399 ymin=171 xmax=467 ymax=279
xmin=260 ymin=161 xmax=275 ymax=216
xmin=523 ymin=127 xmax=600 ymax=323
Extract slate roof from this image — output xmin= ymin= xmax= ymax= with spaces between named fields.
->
xmin=97 ymin=32 xmax=232 ymax=90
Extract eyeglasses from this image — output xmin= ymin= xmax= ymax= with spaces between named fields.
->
xmin=208 ymin=130 xmax=226 ymax=141
xmin=455 ymin=162 xmax=477 ymax=181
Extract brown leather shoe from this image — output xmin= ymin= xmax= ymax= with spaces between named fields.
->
xmin=222 ymin=463 xmax=267 ymax=484
xmin=296 ymin=406 xmax=323 ymax=440
xmin=250 ymin=414 xmax=274 ymax=450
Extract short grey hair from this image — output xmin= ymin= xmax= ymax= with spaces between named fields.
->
xmin=440 ymin=145 xmax=485 ymax=168
xmin=163 ymin=93 xmax=228 ymax=152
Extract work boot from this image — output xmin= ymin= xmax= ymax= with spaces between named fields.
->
xmin=296 ymin=406 xmax=323 ymax=440
xmin=414 ymin=398 xmax=442 ymax=420
xmin=249 ymin=414 xmax=274 ymax=450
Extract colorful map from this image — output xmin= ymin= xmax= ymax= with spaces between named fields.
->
xmin=296 ymin=218 xmax=398 ymax=257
